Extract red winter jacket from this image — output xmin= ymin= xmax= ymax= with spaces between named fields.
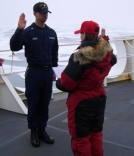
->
xmin=56 ymin=38 xmax=117 ymax=137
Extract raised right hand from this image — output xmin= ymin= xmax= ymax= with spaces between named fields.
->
xmin=18 ymin=13 xmax=27 ymax=29
xmin=101 ymin=28 xmax=106 ymax=37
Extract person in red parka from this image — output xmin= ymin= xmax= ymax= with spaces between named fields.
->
xmin=56 ymin=20 xmax=117 ymax=156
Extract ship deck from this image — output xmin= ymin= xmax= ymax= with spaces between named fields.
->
xmin=0 ymin=80 xmax=134 ymax=156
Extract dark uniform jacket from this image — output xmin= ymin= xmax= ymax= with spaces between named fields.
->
xmin=10 ymin=23 xmax=58 ymax=67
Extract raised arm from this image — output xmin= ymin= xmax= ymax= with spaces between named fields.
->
xmin=10 ymin=13 xmax=27 ymax=51
xmin=18 ymin=13 xmax=27 ymax=29
xmin=100 ymin=29 xmax=117 ymax=66
xmin=99 ymin=28 xmax=109 ymax=41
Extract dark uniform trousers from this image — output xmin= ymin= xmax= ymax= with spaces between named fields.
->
xmin=25 ymin=67 xmax=53 ymax=129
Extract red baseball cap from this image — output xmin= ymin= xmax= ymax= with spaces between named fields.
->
xmin=74 ymin=21 xmax=99 ymax=34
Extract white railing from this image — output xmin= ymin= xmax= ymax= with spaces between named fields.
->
xmin=0 ymin=36 xmax=134 ymax=114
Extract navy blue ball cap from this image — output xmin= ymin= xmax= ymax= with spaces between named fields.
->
xmin=33 ymin=2 xmax=51 ymax=14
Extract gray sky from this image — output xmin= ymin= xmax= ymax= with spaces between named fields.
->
xmin=0 ymin=0 xmax=134 ymax=30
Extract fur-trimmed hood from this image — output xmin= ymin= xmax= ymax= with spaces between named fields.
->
xmin=74 ymin=38 xmax=113 ymax=65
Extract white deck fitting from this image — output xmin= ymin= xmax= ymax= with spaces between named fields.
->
xmin=104 ymin=40 xmax=127 ymax=87
xmin=0 ymin=75 xmax=27 ymax=114
xmin=108 ymin=41 xmax=127 ymax=78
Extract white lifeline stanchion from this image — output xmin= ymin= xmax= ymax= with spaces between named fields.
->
xmin=11 ymin=51 xmax=15 ymax=73
xmin=103 ymin=78 xmax=107 ymax=87
xmin=1 ymin=64 xmax=5 ymax=75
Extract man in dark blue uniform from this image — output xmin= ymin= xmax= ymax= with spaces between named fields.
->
xmin=10 ymin=2 xmax=58 ymax=147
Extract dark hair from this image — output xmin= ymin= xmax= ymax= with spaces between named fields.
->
xmin=84 ymin=34 xmax=99 ymax=42
xmin=84 ymin=27 xmax=99 ymax=42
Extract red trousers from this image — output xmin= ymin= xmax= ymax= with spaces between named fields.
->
xmin=71 ymin=131 xmax=103 ymax=156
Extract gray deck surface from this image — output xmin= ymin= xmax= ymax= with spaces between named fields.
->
xmin=0 ymin=80 xmax=134 ymax=156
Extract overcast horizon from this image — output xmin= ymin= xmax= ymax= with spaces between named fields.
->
xmin=0 ymin=0 xmax=132 ymax=89
xmin=0 ymin=0 xmax=134 ymax=50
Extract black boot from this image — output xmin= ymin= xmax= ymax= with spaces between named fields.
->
xmin=38 ymin=128 xmax=54 ymax=144
xmin=31 ymin=129 xmax=40 ymax=147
